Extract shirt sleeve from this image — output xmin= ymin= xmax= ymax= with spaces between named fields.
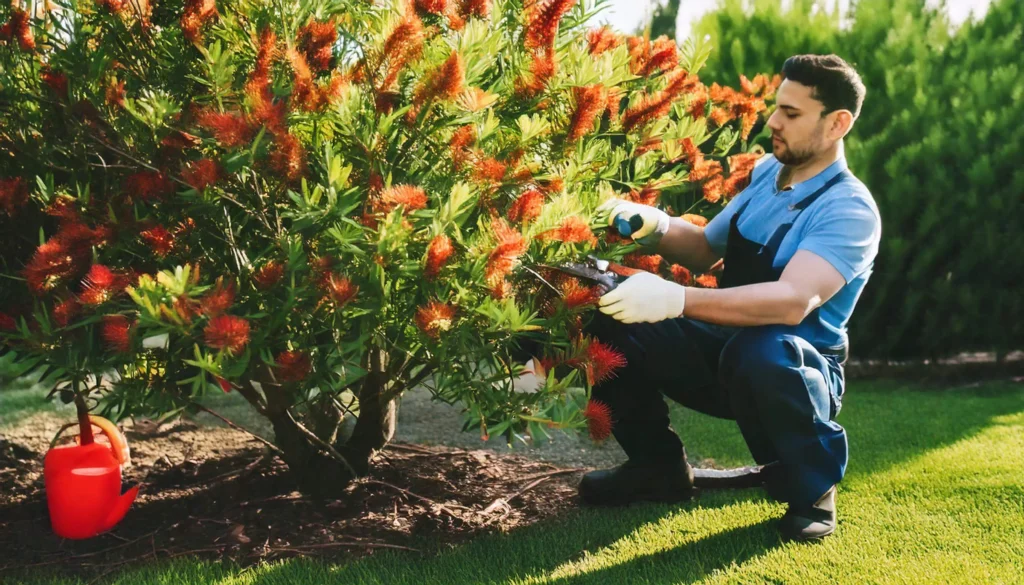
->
xmin=797 ymin=193 xmax=881 ymax=283
xmin=703 ymin=154 xmax=775 ymax=257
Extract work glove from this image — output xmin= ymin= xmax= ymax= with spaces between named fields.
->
xmin=598 ymin=272 xmax=686 ymax=324
xmin=596 ymin=198 xmax=671 ymax=247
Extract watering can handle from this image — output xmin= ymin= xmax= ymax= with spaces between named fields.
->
xmin=49 ymin=415 xmax=132 ymax=468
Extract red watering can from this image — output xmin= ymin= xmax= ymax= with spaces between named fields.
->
xmin=44 ymin=415 xmax=139 ymax=539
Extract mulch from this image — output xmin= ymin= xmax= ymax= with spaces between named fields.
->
xmin=0 ymin=421 xmax=588 ymax=582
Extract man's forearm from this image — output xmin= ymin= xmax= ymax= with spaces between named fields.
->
xmin=682 ymin=281 xmax=806 ymax=327
xmin=653 ymin=218 xmax=719 ymax=272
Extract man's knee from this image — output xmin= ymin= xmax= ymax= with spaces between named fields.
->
xmin=718 ymin=325 xmax=805 ymax=389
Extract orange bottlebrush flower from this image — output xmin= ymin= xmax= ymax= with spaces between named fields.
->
xmin=140 ymin=225 xmax=174 ymax=257
xmin=623 ymin=253 xmax=663 ymax=274
xmin=414 ymin=51 xmax=464 ymax=105
xmin=687 ymin=85 xmax=709 ymax=119
xmin=252 ymin=261 xmax=285 ymax=290
xmin=416 ymin=0 xmax=446 ymax=14
xmin=200 ymin=278 xmax=235 ymax=316
xmin=374 ymin=184 xmax=428 ymax=215
xmin=101 ymin=315 xmax=132 ymax=353
xmin=604 ymin=87 xmax=622 ymax=124
xmin=586 ymin=339 xmax=627 ymax=384
xmin=253 ymin=28 xmax=278 ymax=80
xmin=415 ymin=301 xmax=457 ymax=338
xmin=629 ymin=184 xmax=660 ymax=206
xmin=669 ymin=264 xmax=692 ymax=286
xmin=181 ymin=0 xmax=218 ymax=43
xmin=708 ymin=107 xmax=730 ymax=127
xmin=380 ymin=12 xmax=425 ymax=89
xmin=0 ymin=312 xmax=16 ymax=331
xmin=561 ymin=279 xmax=601 ymax=310
xmin=695 ymin=274 xmax=718 ymax=288
xmin=524 ymin=0 xmax=577 ymax=51
xmin=297 ymin=19 xmax=336 ymax=72
xmin=628 ymin=35 xmax=678 ymax=77
xmin=621 ymin=69 xmax=699 ymax=132
xmin=586 ymin=26 xmax=621 ymax=55
xmin=703 ymin=174 xmax=725 ymax=204
xmin=204 ymin=314 xmax=250 ymax=354
xmin=537 ymin=216 xmax=595 ymax=244
xmin=450 ymin=124 xmax=476 ymax=168
xmin=507 ymin=188 xmax=545 ymax=224
xmin=680 ymin=213 xmax=708 ymax=227
xmin=80 ymin=265 xmax=121 ymax=306
xmin=105 ymin=78 xmax=126 ymax=108
xmin=472 ymin=157 xmax=507 ymax=185
xmin=461 ymin=0 xmax=491 ymax=18
xmin=325 ymin=274 xmax=358 ymax=305
xmin=0 ymin=177 xmax=29 ymax=216
xmin=567 ymin=85 xmax=607 ymax=143
xmin=425 ymin=234 xmax=455 ymax=280
xmin=196 ymin=109 xmax=256 ymax=148
xmin=275 ymin=350 xmax=312 ymax=382
xmin=182 ymin=158 xmax=221 ymax=191
xmin=515 ymin=49 xmax=556 ymax=97
xmin=485 ymin=218 xmax=528 ymax=284
xmin=583 ymin=399 xmax=613 ymax=441
xmin=287 ymin=47 xmax=325 ymax=112
xmin=98 ymin=0 xmax=125 ymax=12
xmin=52 ymin=298 xmax=82 ymax=328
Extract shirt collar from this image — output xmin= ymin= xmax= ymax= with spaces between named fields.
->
xmin=773 ymin=155 xmax=849 ymax=194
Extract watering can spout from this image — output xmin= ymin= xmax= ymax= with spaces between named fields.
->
xmin=102 ymin=485 xmax=139 ymax=532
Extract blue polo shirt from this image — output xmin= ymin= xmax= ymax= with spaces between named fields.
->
xmin=704 ymin=154 xmax=882 ymax=348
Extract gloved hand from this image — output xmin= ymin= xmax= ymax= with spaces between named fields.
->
xmin=598 ymin=272 xmax=686 ymax=324
xmin=596 ymin=198 xmax=671 ymax=247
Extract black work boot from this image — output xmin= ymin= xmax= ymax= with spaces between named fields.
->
xmin=779 ymin=485 xmax=837 ymax=541
xmin=579 ymin=458 xmax=695 ymax=506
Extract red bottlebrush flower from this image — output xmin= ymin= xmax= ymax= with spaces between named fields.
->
xmin=680 ymin=213 xmax=708 ymax=227
xmin=586 ymin=339 xmax=627 ymax=385
xmin=287 ymin=47 xmax=326 ymax=112
xmin=461 ymin=0 xmax=491 ymax=18
xmin=297 ymin=19 xmax=336 ymax=72
xmin=3 ymin=9 xmax=34 ymax=51
xmin=182 ymin=158 xmax=220 ymax=191
xmin=586 ymin=26 xmax=621 ymax=55
xmin=472 ymin=157 xmax=507 ymax=185
xmin=0 ymin=177 xmax=29 ymax=216
xmin=44 ymin=196 xmax=80 ymax=224
xmin=375 ymin=185 xmax=428 ymax=214
xmin=41 ymin=67 xmax=68 ymax=99
xmin=507 ymin=189 xmax=545 ymax=224
xmin=415 ymin=301 xmax=457 ymax=338
xmin=524 ymin=0 xmax=577 ymax=51
xmin=204 ymin=314 xmax=250 ymax=354
xmin=200 ymin=278 xmax=235 ymax=316
xmin=196 ymin=109 xmax=256 ymax=148
xmin=621 ymin=70 xmax=699 ymax=132
xmin=414 ymin=51 xmax=465 ymax=105
xmin=140 ymin=225 xmax=174 ymax=257
xmin=416 ymin=0 xmax=446 ymax=15
xmin=450 ymin=125 xmax=476 ymax=169
xmin=80 ymin=265 xmax=121 ymax=306
xmin=424 ymin=234 xmax=454 ymax=280
xmin=252 ymin=261 xmax=285 ymax=290
xmin=485 ymin=218 xmax=529 ymax=284
xmin=560 ymin=279 xmax=601 ymax=310
xmin=623 ymin=253 xmax=663 ymax=274
xmin=181 ymin=0 xmax=218 ymax=43
xmin=325 ymin=274 xmax=358 ymax=306
xmin=101 ymin=315 xmax=132 ymax=353
xmin=0 ymin=312 xmax=16 ymax=331
xmin=567 ymin=85 xmax=607 ymax=142
xmin=253 ymin=28 xmax=278 ymax=80
xmin=275 ymin=350 xmax=312 ymax=382
xmin=537 ymin=216 xmax=595 ymax=245
xmin=583 ymin=399 xmax=613 ymax=441
xmin=669 ymin=264 xmax=692 ymax=286
xmin=52 ymin=298 xmax=82 ymax=328
xmin=268 ymin=133 xmax=307 ymax=182
xmin=695 ymin=274 xmax=718 ymax=288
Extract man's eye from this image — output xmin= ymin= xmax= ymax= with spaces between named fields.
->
xmin=786 ymin=113 xmax=798 ymax=119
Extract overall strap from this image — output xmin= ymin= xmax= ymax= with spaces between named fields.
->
xmin=789 ymin=169 xmax=852 ymax=211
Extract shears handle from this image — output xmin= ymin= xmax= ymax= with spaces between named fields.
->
xmin=614 ymin=213 xmax=644 ymax=237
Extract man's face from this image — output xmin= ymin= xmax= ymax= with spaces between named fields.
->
xmin=766 ymin=79 xmax=834 ymax=165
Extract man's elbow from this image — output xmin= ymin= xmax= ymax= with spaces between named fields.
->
xmin=782 ymin=289 xmax=819 ymax=326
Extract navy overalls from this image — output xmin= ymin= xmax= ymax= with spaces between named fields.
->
xmin=585 ymin=168 xmax=852 ymax=508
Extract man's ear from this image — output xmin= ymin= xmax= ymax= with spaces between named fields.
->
xmin=828 ymin=109 xmax=855 ymax=140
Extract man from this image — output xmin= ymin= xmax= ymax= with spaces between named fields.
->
xmin=582 ymin=54 xmax=881 ymax=541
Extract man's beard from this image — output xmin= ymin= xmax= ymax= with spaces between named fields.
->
xmin=774 ymin=140 xmax=817 ymax=166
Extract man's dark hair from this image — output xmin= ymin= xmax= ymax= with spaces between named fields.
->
xmin=781 ymin=54 xmax=866 ymax=119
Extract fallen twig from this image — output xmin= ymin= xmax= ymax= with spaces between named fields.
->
xmin=190 ymin=403 xmax=283 ymax=456
xmin=360 ymin=479 xmax=472 ymax=517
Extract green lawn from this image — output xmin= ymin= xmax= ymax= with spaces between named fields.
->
xmin=4 ymin=379 xmax=1023 ymax=585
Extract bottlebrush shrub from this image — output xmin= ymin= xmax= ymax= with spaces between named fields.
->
xmin=0 ymin=0 xmax=776 ymax=493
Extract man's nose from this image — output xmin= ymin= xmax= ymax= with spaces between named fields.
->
xmin=767 ymin=111 xmax=782 ymax=131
